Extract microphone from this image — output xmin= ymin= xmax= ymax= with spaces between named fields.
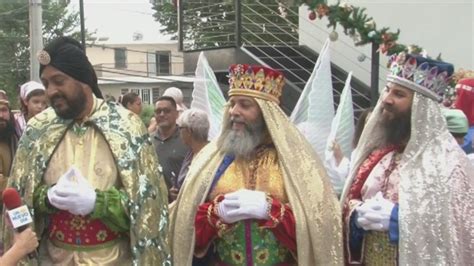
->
xmin=2 ymin=187 xmax=37 ymax=259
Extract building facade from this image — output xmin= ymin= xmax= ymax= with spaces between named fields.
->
xmin=86 ymin=40 xmax=193 ymax=105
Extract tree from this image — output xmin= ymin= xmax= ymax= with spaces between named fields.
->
xmin=151 ymin=0 xmax=299 ymax=50
xmin=0 ymin=0 xmax=81 ymax=108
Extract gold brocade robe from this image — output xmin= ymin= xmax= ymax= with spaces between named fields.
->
xmin=169 ymin=98 xmax=343 ymax=265
xmin=2 ymin=98 xmax=170 ymax=265
xmin=209 ymin=147 xmax=288 ymax=203
xmin=40 ymin=125 xmax=131 ymax=264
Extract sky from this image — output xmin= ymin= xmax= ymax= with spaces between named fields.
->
xmin=69 ymin=0 xmax=173 ymax=44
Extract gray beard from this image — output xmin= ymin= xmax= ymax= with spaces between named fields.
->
xmin=219 ymin=118 xmax=265 ymax=159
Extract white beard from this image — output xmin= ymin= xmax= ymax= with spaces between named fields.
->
xmin=219 ymin=117 xmax=265 ymax=158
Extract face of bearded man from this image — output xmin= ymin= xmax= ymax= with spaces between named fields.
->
xmin=0 ymin=104 xmax=15 ymax=140
xmin=219 ymin=96 xmax=267 ymax=158
xmin=380 ymin=82 xmax=414 ymax=145
xmin=41 ymin=66 xmax=88 ymax=120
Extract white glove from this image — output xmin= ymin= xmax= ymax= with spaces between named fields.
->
xmin=47 ymin=167 xmax=97 ymax=216
xmin=356 ymin=192 xmax=395 ymax=231
xmin=354 ymin=197 xmax=380 ymax=230
xmin=217 ymin=189 xmax=269 ymax=223
xmin=217 ymin=200 xmax=240 ymax=224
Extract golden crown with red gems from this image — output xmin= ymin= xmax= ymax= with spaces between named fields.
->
xmin=228 ymin=64 xmax=285 ymax=104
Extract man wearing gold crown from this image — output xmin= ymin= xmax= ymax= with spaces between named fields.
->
xmin=341 ymin=53 xmax=474 ymax=265
xmin=2 ymin=36 xmax=170 ymax=265
xmin=169 ymin=64 xmax=343 ymax=265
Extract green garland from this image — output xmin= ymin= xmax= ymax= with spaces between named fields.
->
xmin=292 ymin=0 xmax=424 ymax=56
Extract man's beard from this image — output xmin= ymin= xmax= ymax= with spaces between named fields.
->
xmin=0 ymin=118 xmax=15 ymax=140
xmin=50 ymin=83 xmax=87 ymax=119
xmin=219 ymin=115 xmax=266 ymax=158
xmin=380 ymin=108 xmax=411 ymax=145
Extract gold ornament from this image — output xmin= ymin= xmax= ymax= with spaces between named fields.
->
xmin=37 ymin=50 xmax=51 ymax=65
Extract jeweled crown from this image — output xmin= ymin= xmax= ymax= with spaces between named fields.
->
xmin=228 ymin=64 xmax=285 ymax=103
xmin=387 ymin=53 xmax=454 ymax=101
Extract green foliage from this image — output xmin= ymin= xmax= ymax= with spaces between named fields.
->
xmin=140 ymin=104 xmax=155 ymax=127
xmin=0 ymin=0 xmax=81 ymax=107
xmin=151 ymin=0 xmax=299 ymax=50
xmin=290 ymin=0 xmax=422 ymax=56
xmin=152 ymin=2 xmax=179 ymax=40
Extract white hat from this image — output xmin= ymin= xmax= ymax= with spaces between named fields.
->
xmin=20 ymin=81 xmax=45 ymax=100
xmin=163 ymin=87 xmax=187 ymax=112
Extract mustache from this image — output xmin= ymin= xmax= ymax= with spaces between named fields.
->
xmin=50 ymin=94 xmax=66 ymax=103
xmin=382 ymin=104 xmax=395 ymax=113
xmin=231 ymin=117 xmax=246 ymax=124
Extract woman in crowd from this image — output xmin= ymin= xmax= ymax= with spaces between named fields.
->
xmin=120 ymin=92 xmax=142 ymax=115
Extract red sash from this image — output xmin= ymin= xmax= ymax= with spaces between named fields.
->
xmin=49 ymin=210 xmax=121 ymax=251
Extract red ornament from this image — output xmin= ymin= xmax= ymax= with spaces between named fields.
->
xmin=381 ymin=33 xmax=392 ymax=42
xmin=308 ymin=11 xmax=316 ymax=20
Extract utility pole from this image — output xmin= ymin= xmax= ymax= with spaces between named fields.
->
xmin=177 ymin=0 xmax=183 ymax=51
xmin=79 ymin=0 xmax=86 ymax=52
xmin=29 ymin=0 xmax=43 ymax=82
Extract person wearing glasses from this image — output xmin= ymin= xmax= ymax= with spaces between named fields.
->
xmin=167 ymin=108 xmax=210 ymax=202
xmin=152 ymin=96 xmax=189 ymax=202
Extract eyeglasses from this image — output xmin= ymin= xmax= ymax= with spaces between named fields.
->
xmin=155 ymin=108 xmax=172 ymax=115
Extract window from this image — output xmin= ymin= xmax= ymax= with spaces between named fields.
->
xmin=114 ymin=48 xmax=127 ymax=69
xmin=156 ymin=51 xmax=171 ymax=75
xmin=121 ymin=88 xmax=129 ymax=95
xmin=142 ymin=89 xmax=151 ymax=105
xmin=152 ymin=88 xmax=160 ymax=104
xmin=147 ymin=51 xmax=156 ymax=76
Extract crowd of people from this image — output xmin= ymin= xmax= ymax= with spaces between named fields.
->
xmin=0 ymin=35 xmax=472 ymax=265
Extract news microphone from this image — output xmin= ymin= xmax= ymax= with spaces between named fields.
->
xmin=2 ymin=187 xmax=37 ymax=259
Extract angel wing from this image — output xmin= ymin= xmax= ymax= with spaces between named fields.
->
xmin=325 ymin=72 xmax=355 ymax=160
xmin=191 ymin=52 xmax=226 ymax=140
xmin=291 ymin=39 xmax=335 ymax=158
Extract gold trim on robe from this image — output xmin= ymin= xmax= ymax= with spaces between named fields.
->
xmin=209 ymin=146 xmax=288 ymax=203
xmin=169 ymin=98 xmax=343 ymax=265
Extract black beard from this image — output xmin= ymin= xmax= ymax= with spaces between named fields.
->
xmin=51 ymin=88 xmax=87 ymax=120
xmin=0 ymin=119 xmax=16 ymax=140
xmin=381 ymin=111 xmax=411 ymax=145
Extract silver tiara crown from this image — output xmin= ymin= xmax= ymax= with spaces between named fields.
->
xmin=387 ymin=53 xmax=452 ymax=101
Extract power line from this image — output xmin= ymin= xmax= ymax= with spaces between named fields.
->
xmin=97 ymin=68 xmax=193 ymax=84
xmin=88 ymin=43 xmax=184 ymax=60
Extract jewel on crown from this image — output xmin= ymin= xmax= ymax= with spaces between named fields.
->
xmin=388 ymin=52 xmax=451 ymax=98
xmin=228 ymin=64 xmax=285 ymax=101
